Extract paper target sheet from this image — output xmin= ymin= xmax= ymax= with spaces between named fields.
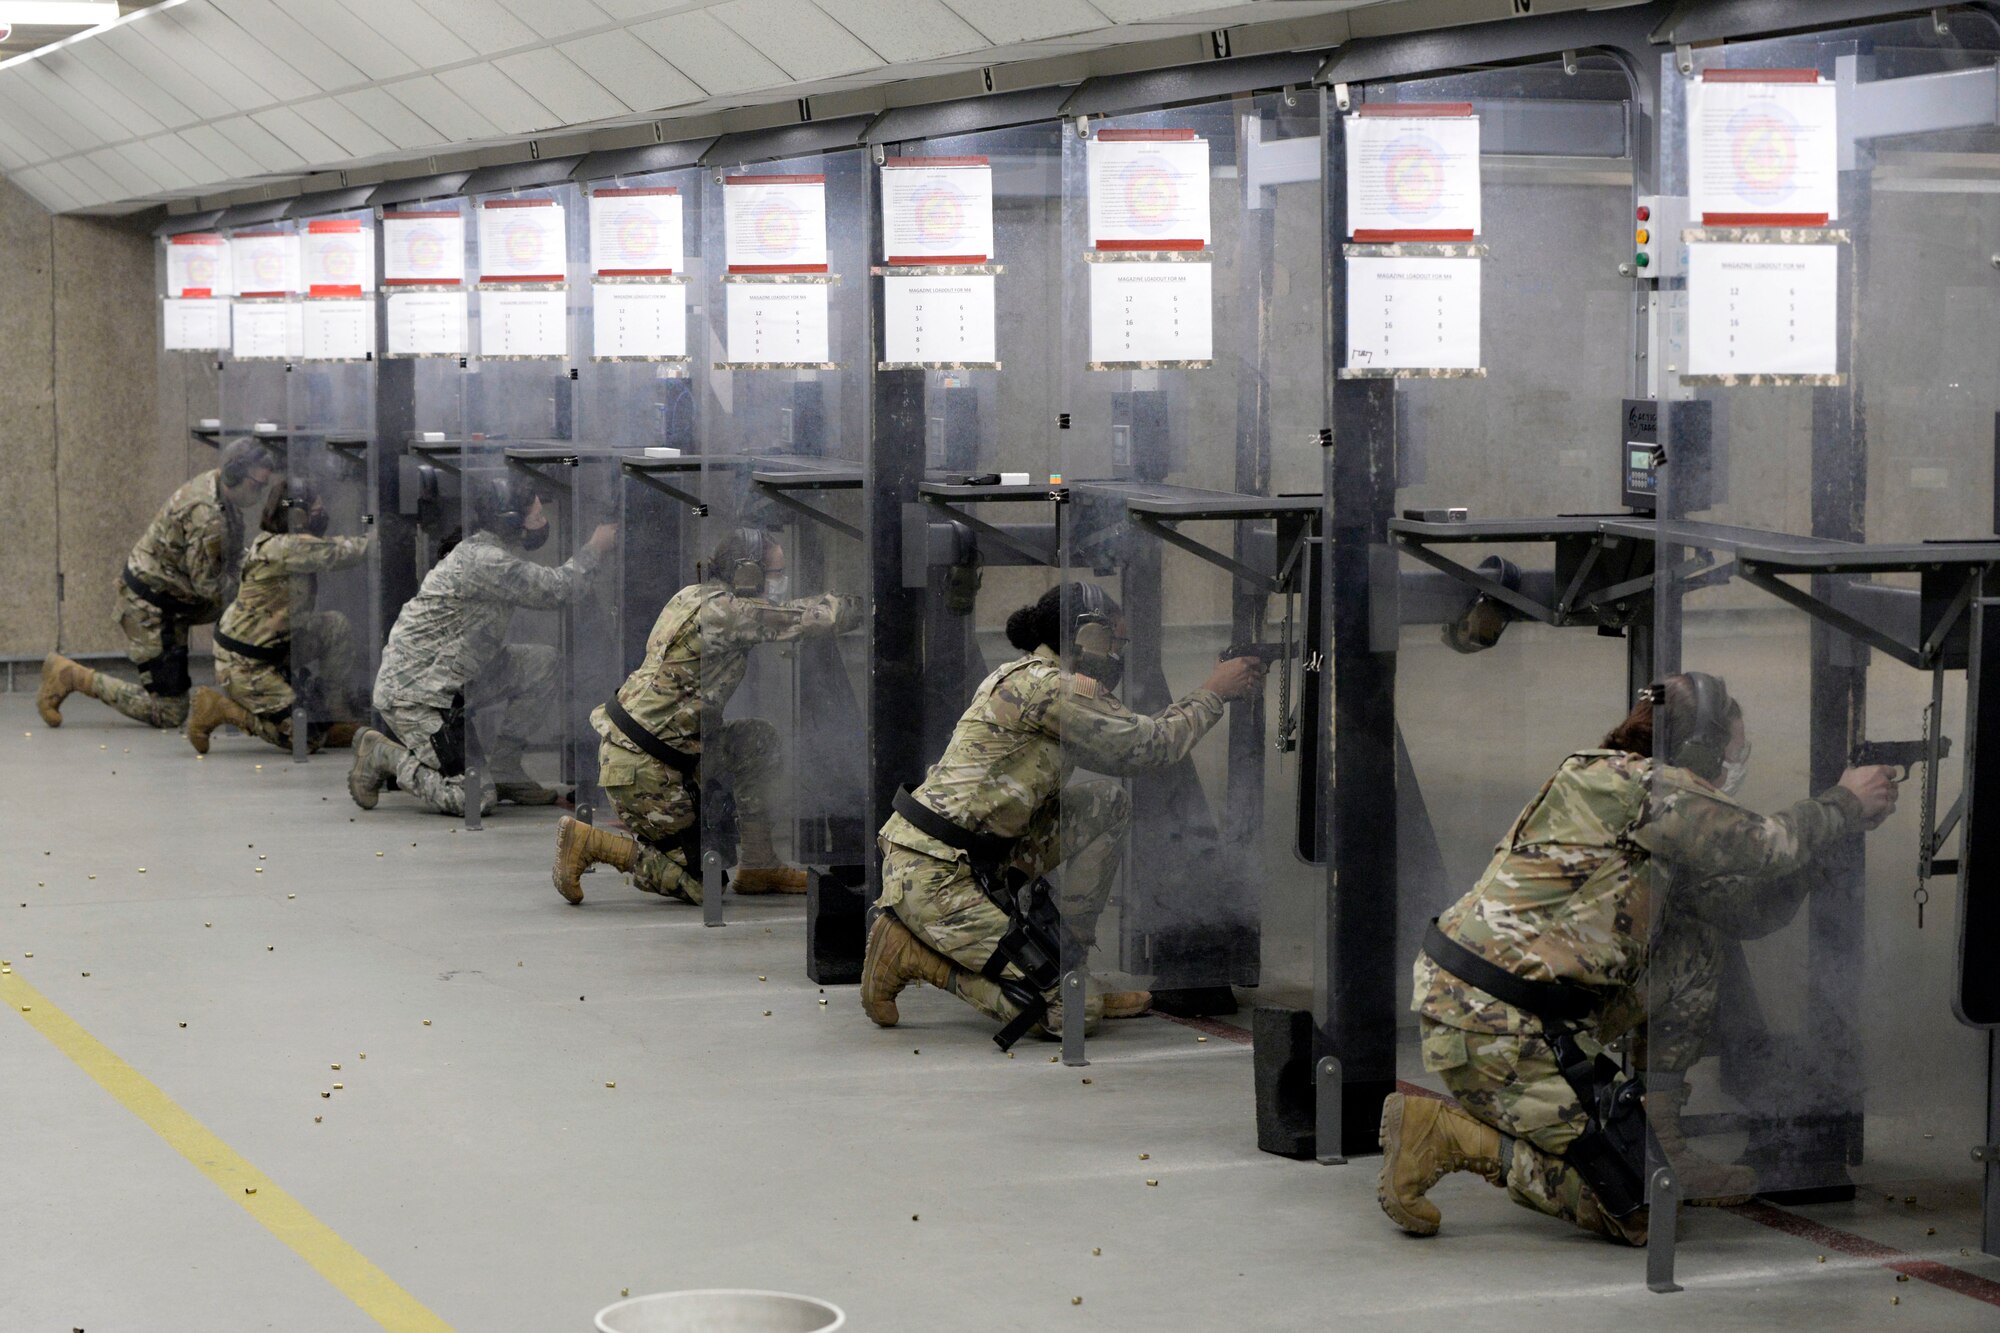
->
xmin=480 ymin=288 xmax=567 ymax=357
xmin=1345 ymin=113 xmax=1481 ymax=239
xmin=724 ymin=175 xmax=828 ymax=271
xmin=1687 ymin=242 xmax=1838 ymax=376
xmin=301 ymin=300 xmax=375 ymax=360
xmin=881 ymin=158 xmax=994 ymax=263
xmin=1087 ymin=262 xmax=1212 ymax=364
xmin=478 ymin=200 xmax=567 ymax=283
xmin=230 ymin=231 xmax=300 ymax=297
xmin=163 ymin=298 xmax=230 ymax=351
xmin=592 ymin=283 xmax=687 ymax=359
xmin=591 ymin=188 xmax=683 ymax=276
xmin=1087 ymin=134 xmax=1209 ymax=250
xmin=231 ymin=301 xmax=303 ymax=360
xmin=724 ymin=283 xmax=830 ymax=363
xmin=1689 ymin=75 xmax=1838 ymax=223
xmin=303 ymin=219 xmax=374 ymax=296
xmin=884 ymin=273 xmax=996 ymax=365
xmin=386 ymin=291 xmax=468 ymax=356
xmin=383 ymin=211 xmax=466 ymax=285
xmin=167 ymin=233 xmax=230 ymax=297
xmin=1344 ymin=256 xmax=1482 ymax=372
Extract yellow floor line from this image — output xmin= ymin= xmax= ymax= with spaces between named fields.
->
xmin=2 ymin=969 xmax=455 ymax=1333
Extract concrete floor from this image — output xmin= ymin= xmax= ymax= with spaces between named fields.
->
xmin=4 ymin=692 xmax=1998 ymax=1332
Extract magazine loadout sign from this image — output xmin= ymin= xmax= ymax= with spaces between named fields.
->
xmin=1687 ymin=242 xmax=1839 ymax=377
xmin=1344 ymin=256 xmax=1483 ymax=373
xmin=593 ymin=283 xmax=687 ymax=360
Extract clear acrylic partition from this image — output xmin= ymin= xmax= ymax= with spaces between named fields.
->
xmin=867 ymin=121 xmax=1064 ymax=909
xmin=699 ymin=148 xmax=872 ymax=924
xmin=579 ymin=167 xmax=709 ymax=726
xmin=375 ymin=192 xmax=471 ymax=705
xmin=460 ymin=178 xmax=601 ymax=821
xmin=155 ymin=228 xmax=223 ymax=502
xmin=1650 ymin=13 xmax=2000 ymax=1278
xmin=1347 ymin=58 xmax=1645 ymax=1117
xmin=284 ymin=206 xmax=379 ymax=761
xmin=217 ymin=220 xmax=297 ymax=456
xmin=1057 ymin=90 xmax=1325 ymax=1062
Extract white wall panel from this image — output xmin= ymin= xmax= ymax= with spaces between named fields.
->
xmin=336 ymin=86 xmax=450 ymax=151
xmin=253 ymin=106 xmax=352 ymax=166
xmin=408 ymin=0 xmax=539 ymax=58
xmin=631 ymin=9 xmax=787 ymax=95
xmin=556 ymin=30 xmax=702 ymax=114
xmin=210 ymin=113 xmax=308 ymax=173
xmin=711 ymin=0 xmax=883 ymax=81
xmin=495 ymin=48 xmax=628 ymax=123
xmin=292 ymin=96 xmax=399 ymax=159
xmin=810 ymin=0 xmax=985 ymax=64
xmin=333 ymin=0 xmax=479 ymax=69
xmin=493 ymin=0 xmax=614 ymax=42
xmin=436 ymin=62 xmax=559 ymax=135
xmin=384 ymin=75 xmax=505 ymax=143
xmin=940 ymin=0 xmax=1110 ymax=45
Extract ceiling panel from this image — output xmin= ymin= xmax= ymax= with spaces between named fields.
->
xmin=63 ymin=41 xmax=199 ymax=131
xmin=11 ymin=62 xmax=132 ymax=149
xmin=0 ymin=82 xmax=89 ymax=160
xmin=630 ymin=9 xmax=787 ymax=96
xmin=141 ymin=131 xmax=228 ymax=184
xmin=810 ymin=0 xmax=985 ymax=64
xmin=253 ymin=106 xmax=352 ymax=166
xmin=408 ymin=0 xmax=539 ymax=58
xmin=208 ymin=0 xmax=371 ymax=94
xmin=336 ymin=86 xmax=449 ymax=151
xmin=940 ymin=0 xmax=1110 ymax=46
xmin=116 ymin=12 xmax=276 ymax=116
xmin=95 ymin=25 xmax=238 ymax=122
xmin=587 ymin=0 xmax=701 ymax=18
xmin=494 ymin=48 xmax=628 ymax=123
xmin=112 ymin=140 xmax=189 ymax=193
xmin=556 ymin=30 xmax=702 ymax=115
xmin=436 ymin=62 xmax=559 ymax=136
xmin=37 ymin=51 xmax=171 ymax=140
xmin=18 ymin=164 xmax=83 ymax=211
xmin=263 ymin=0 xmax=419 ymax=81
xmin=176 ymin=123 xmax=265 ymax=178
xmin=60 ymin=151 xmax=126 ymax=203
xmin=0 ymin=133 xmax=30 ymax=172
xmin=1092 ymin=0 xmax=1230 ymax=19
xmin=711 ymin=0 xmax=884 ymax=82
xmin=89 ymin=145 xmax=163 ymax=195
xmin=164 ymin=2 xmax=319 ymax=103
xmin=210 ymin=113 xmax=308 ymax=173
xmin=331 ymin=0 xmax=478 ymax=69
xmin=383 ymin=75 xmax=505 ymax=144
xmin=493 ymin=0 xmax=614 ymax=41
xmin=291 ymin=96 xmax=398 ymax=159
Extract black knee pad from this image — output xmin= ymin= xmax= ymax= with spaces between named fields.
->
xmin=139 ymin=643 xmax=192 ymax=698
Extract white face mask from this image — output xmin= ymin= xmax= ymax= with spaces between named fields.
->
xmin=1719 ymin=739 xmax=1751 ymax=797
xmin=763 ymin=573 xmax=790 ymax=602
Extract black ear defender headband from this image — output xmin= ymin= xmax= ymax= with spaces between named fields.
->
xmin=725 ymin=526 xmax=769 ymax=594
xmin=1646 ymin=671 xmax=1737 ymax=778
xmin=1070 ymin=581 xmax=1115 ymax=657
xmin=220 ymin=438 xmax=276 ymax=488
xmin=478 ymin=474 xmax=537 ymax=539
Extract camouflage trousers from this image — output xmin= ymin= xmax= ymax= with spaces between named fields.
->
xmin=215 ymin=610 xmax=356 ymax=750
xmin=1419 ymin=917 xmax=1725 ymax=1246
xmin=92 ymin=583 xmax=200 ymax=729
xmin=374 ymin=643 xmax=559 ymax=817
xmin=599 ymin=718 xmax=779 ymax=905
xmin=879 ymin=778 xmax=1130 ymax=1036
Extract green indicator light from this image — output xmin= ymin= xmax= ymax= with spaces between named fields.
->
xmin=1635 ymin=252 xmax=1650 ymax=268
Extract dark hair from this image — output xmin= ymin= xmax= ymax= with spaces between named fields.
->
xmin=220 ymin=437 xmax=276 ymax=488
xmin=1006 ymin=585 xmax=1065 ymax=654
xmin=1603 ymin=672 xmax=1739 ymax=778
xmin=1004 ymin=582 xmax=1123 ymax=654
xmin=260 ymin=476 xmax=317 ymax=535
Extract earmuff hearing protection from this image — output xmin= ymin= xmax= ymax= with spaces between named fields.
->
xmin=726 ymin=527 xmax=768 ymax=595
xmin=220 ymin=439 xmax=275 ymax=488
xmin=1647 ymin=671 xmax=1737 ymax=779
xmin=1070 ymin=582 xmax=1114 ymax=657
xmin=480 ymin=475 xmax=530 ymax=538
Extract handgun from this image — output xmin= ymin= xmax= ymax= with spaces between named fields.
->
xmin=1851 ymin=736 xmax=1952 ymax=781
xmin=1220 ymin=642 xmax=1295 ymax=664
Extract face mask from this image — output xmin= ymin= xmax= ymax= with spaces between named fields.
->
xmin=763 ymin=573 xmax=790 ymax=602
xmin=518 ymin=522 xmax=550 ymax=552
xmin=1072 ymin=650 xmax=1125 ymax=693
xmin=1719 ymin=740 xmax=1751 ymax=797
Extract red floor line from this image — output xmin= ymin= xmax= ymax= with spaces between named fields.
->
xmin=1728 ymin=1200 xmax=2000 ymax=1308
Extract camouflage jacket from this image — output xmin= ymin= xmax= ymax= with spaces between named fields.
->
xmin=376 ymin=530 xmax=602 ymax=709
xmin=125 ymin=469 xmax=245 ymax=621
xmin=591 ymin=579 xmax=859 ymax=760
xmin=879 ymin=646 xmax=1226 ymax=862
xmin=216 ymin=531 xmax=373 ymax=651
xmin=1413 ymin=749 xmax=1864 ymax=1036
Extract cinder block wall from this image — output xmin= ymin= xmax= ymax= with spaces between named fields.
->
xmin=0 ymin=176 xmax=163 ymax=660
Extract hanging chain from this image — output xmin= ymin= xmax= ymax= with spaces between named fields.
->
xmin=1916 ymin=701 xmax=1936 ymax=929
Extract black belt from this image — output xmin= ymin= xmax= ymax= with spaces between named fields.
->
xmin=604 ymin=696 xmax=698 ymax=776
xmin=213 ymin=629 xmax=289 ymax=667
xmin=891 ymin=787 xmax=1018 ymax=866
xmin=122 ymin=566 xmax=202 ymax=620
xmin=1422 ymin=920 xmax=1599 ymax=1027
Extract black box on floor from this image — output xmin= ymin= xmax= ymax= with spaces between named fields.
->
xmin=807 ymin=865 xmax=867 ymax=986
xmin=1253 ymin=1006 xmax=1318 ymax=1160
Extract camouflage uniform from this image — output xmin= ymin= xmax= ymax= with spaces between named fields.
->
xmin=214 ymin=530 xmax=373 ymax=749
xmin=878 ymin=646 xmax=1225 ymax=1033
xmin=1412 ymin=750 xmax=1864 ymax=1243
xmin=99 ymin=469 xmax=246 ymax=728
xmin=371 ymin=530 xmax=603 ymax=815
xmin=591 ymin=579 xmax=859 ymax=902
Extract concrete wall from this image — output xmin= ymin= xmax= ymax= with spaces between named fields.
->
xmin=0 ymin=176 xmax=164 ymax=660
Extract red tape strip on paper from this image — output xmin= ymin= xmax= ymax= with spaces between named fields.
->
xmin=1702 ymin=68 xmax=1821 ymax=84
xmin=1356 ymin=103 xmax=1475 ymax=118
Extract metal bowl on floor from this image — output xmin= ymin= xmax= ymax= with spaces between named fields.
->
xmin=594 ymin=1289 xmax=845 ymax=1332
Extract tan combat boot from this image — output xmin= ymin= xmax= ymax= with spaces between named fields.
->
xmin=186 ymin=687 xmax=253 ymax=755
xmin=552 ymin=815 xmax=639 ymax=904
xmin=1377 ymin=1092 xmax=1505 ymax=1237
xmin=347 ymin=729 xmax=399 ymax=810
xmin=37 ymin=653 xmax=97 ymax=728
xmin=1649 ymin=1087 xmax=1756 ymax=1206
xmin=860 ymin=912 xmax=957 ymax=1027
xmin=732 ymin=817 xmax=809 ymax=894
xmin=1101 ymin=990 xmax=1154 ymax=1019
